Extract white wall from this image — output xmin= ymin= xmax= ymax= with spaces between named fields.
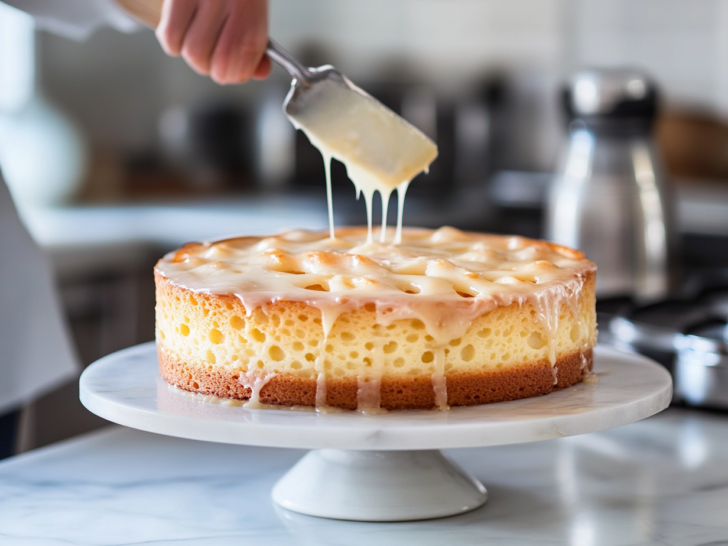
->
xmin=567 ymin=0 xmax=727 ymax=112
xmin=271 ymin=0 xmax=564 ymax=82
xmin=270 ymin=0 xmax=728 ymax=110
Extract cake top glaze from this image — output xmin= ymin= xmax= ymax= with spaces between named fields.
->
xmin=156 ymin=226 xmax=595 ymax=307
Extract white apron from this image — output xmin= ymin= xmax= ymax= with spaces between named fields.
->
xmin=0 ymin=0 xmax=137 ymax=412
xmin=0 ymin=175 xmax=78 ymax=413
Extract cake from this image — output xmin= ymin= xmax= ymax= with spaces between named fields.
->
xmin=154 ymin=226 xmax=597 ymax=411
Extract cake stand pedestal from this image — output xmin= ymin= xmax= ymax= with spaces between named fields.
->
xmin=80 ymin=343 xmax=671 ymax=522
xmin=272 ymin=449 xmax=487 ymax=520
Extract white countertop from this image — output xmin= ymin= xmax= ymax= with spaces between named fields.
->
xmin=21 ymin=195 xmax=329 ymax=249
xmin=18 ymin=195 xmax=329 ymax=278
xmin=21 ymin=182 xmax=728 ymax=251
xmin=1 ymin=408 xmax=727 ymax=545
xmin=14 ymin=182 xmax=728 ymax=280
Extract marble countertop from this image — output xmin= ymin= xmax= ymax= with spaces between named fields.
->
xmin=18 ymin=196 xmax=328 ymax=279
xmin=1 ymin=408 xmax=727 ymax=545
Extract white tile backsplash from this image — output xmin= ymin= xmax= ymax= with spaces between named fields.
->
xmin=271 ymin=0 xmax=563 ymax=81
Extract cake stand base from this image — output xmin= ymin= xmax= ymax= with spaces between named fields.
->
xmin=272 ymin=449 xmax=487 ymax=521
xmin=80 ymin=343 xmax=673 ymax=523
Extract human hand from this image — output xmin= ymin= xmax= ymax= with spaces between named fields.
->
xmin=117 ymin=0 xmax=271 ymax=84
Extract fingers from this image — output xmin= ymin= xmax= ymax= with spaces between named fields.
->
xmin=209 ymin=0 xmax=269 ymax=84
xmin=155 ymin=0 xmax=270 ymax=84
xmin=155 ymin=0 xmax=197 ymax=57
xmin=252 ymin=55 xmax=272 ymax=81
xmin=179 ymin=1 xmax=229 ymax=76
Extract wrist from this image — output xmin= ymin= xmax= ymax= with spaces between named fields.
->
xmin=114 ymin=0 xmax=163 ymax=27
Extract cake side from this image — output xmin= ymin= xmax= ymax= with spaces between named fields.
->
xmin=155 ymin=268 xmax=596 ymax=410
xmin=154 ymin=227 xmax=597 ymax=411
xmin=158 ymin=344 xmax=592 ymax=410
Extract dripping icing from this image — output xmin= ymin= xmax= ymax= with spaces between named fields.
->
xmin=357 ymin=338 xmax=387 ymax=414
xmin=529 ymin=279 xmax=585 ymax=386
xmin=238 ymin=371 xmax=277 ymax=409
xmin=167 ymin=383 xmax=316 ymax=411
xmin=394 ymin=180 xmax=410 ymax=245
xmin=315 ymin=304 xmax=346 ymax=412
xmin=157 ymin=228 xmax=596 ymax=411
xmin=288 ymin=74 xmax=437 ymax=243
xmin=431 ymin=347 xmax=449 ymax=411
xmin=323 ymin=152 xmax=335 ymax=240
xmin=380 ymin=190 xmax=390 ymax=244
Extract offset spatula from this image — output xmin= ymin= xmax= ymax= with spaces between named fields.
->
xmin=266 ymin=40 xmax=437 ymax=192
xmin=117 ymin=0 xmax=438 ymax=194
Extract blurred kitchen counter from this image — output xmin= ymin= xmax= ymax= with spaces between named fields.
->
xmin=20 ymin=193 xmax=329 ymax=278
xmin=1 ymin=407 xmax=727 ymax=545
xmin=489 ymin=174 xmax=728 ymax=237
xmin=676 ymin=181 xmax=728 ymax=237
xmin=21 ymin=178 xmax=728 ymax=272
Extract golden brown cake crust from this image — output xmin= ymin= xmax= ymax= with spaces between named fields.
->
xmin=154 ymin=227 xmax=598 ymax=411
xmin=158 ymin=346 xmax=593 ymax=410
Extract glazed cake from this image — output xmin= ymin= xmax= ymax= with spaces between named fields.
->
xmin=154 ymin=226 xmax=597 ymax=411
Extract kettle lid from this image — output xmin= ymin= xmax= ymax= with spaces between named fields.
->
xmin=563 ymin=68 xmax=659 ymax=121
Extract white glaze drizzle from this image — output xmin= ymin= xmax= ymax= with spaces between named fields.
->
xmin=361 ymin=185 xmax=375 ymax=244
xmin=287 ymin=76 xmax=437 ymax=243
xmin=533 ymin=285 xmax=564 ymax=385
xmin=314 ymin=304 xmax=346 ymax=412
xmin=563 ymin=274 xmax=591 ymax=371
xmin=380 ymin=191 xmax=390 ymax=244
xmin=238 ymin=371 xmax=277 ymax=409
xmin=431 ymin=347 xmax=449 ymax=411
xmin=314 ymin=354 xmax=328 ymax=409
xmin=157 ymin=227 xmax=595 ymax=410
xmin=168 ymin=384 xmax=316 ymax=411
xmin=323 ymin=152 xmax=335 ymax=240
xmin=394 ymin=180 xmax=411 ymax=245
xmin=533 ymin=276 xmax=594 ymax=385
xmin=357 ymin=338 xmax=387 ymax=414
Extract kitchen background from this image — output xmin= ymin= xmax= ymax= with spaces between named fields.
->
xmin=2 ymin=0 xmax=728 ymax=450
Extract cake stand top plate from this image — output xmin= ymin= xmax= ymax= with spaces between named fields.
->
xmin=80 ymin=343 xmax=672 ymax=451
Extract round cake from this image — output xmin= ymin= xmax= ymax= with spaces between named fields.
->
xmin=154 ymin=227 xmax=597 ymax=411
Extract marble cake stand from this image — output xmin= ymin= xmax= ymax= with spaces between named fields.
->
xmin=80 ymin=342 xmax=671 ymax=522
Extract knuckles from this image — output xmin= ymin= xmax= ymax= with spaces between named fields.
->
xmin=181 ymin=40 xmax=214 ymax=75
xmin=156 ymin=0 xmax=268 ymax=84
xmin=155 ymin=27 xmax=181 ymax=57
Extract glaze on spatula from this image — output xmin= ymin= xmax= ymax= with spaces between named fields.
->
xmin=267 ymin=41 xmax=438 ymax=244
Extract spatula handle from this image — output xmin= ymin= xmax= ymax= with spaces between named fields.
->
xmin=266 ymin=39 xmax=313 ymax=84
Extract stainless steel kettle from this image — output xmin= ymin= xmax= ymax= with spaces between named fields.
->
xmin=546 ymin=69 xmax=676 ymax=301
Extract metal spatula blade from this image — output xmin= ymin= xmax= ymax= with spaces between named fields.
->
xmin=267 ymin=40 xmax=438 ymax=191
